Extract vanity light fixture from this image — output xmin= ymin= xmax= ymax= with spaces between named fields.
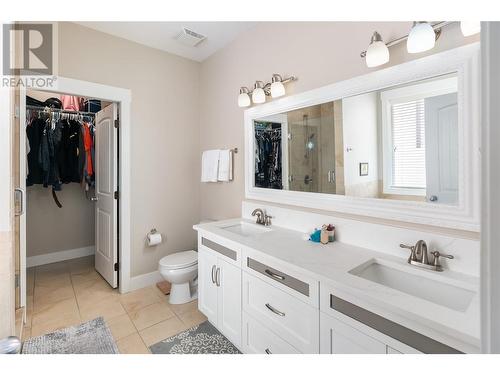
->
xmin=270 ymin=74 xmax=286 ymax=98
xmin=365 ymin=31 xmax=390 ymax=67
xmin=407 ymin=21 xmax=436 ymax=53
xmin=361 ymin=21 xmax=478 ymax=68
xmin=238 ymin=74 xmax=297 ymax=107
xmin=252 ymin=81 xmax=266 ymax=104
xmin=238 ymin=87 xmax=251 ymax=107
xmin=460 ymin=21 xmax=481 ymax=36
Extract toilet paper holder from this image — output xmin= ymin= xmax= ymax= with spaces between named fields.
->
xmin=147 ymin=228 xmax=162 ymax=247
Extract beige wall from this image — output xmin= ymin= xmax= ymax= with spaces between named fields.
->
xmin=199 ymin=21 xmax=479 ymax=221
xmin=56 ymin=22 xmax=201 ymax=277
xmin=27 ymin=185 xmax=95 ymax=256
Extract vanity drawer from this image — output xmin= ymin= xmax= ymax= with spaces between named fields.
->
xmin=320 ymin=284 xmax=455 ymax=354
xmin=244 ymin=253 xmax=319 ymax=307
xmin=242 ymin=313 xmax=300 ymax=354
xmin=242 ymin=271 xmax=319 ymax=353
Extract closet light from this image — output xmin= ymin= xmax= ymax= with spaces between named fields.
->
xmin=252 ymin=81 xmax=266 ymax=104
xmin=460 ymin=21 xmax=481 ymax=36
xmin=365 ymin=31 xmax=390 ymax=67
xmin=407 ymin=21 xmax=435 ymax=53
xmin=238 ymin=87 xmax=251 ymax=107
xmin=270 ymin=74 xmax=286 ymax=98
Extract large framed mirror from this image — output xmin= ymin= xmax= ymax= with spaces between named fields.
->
xmin=244 ymin=44 xmax=480 ymax=231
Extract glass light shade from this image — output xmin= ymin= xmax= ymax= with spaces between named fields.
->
xmin=366 ymin=41 xmax=390 ymax=67
xmin=238 ymin=92 xmax=250 ymax=107
xmin=270 ymin=81 xmax=285 ymax=98
xmin=407 ymin=22 xmax=435 ymax=53
xmin=252 ymin=88 xmax=266 ymax=104
xmin=461 ymin=21 xmax=481 ymax=36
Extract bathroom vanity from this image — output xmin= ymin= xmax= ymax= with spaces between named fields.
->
xmin=194 ymin=218 xmax=479 ymax=354
xmin=194 ymin=43 xmax=481 ymax=354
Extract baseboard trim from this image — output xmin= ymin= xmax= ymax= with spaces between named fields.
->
xmin=129 ymin=270 xmax=163 ymax=292
xmin=27 ymin=246 xmax=95 ymax=268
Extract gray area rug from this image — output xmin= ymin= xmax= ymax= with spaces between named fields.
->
xmin=150 ymin=321 xmax=241 ymax=354
xmin=22 ymin=317 xmax=119 ymax=354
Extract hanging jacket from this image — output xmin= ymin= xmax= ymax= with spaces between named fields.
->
xmin=26 ymin=118 xmax=46 ymax=186
xmin=59 ymin=120 xmax=82 ymax=184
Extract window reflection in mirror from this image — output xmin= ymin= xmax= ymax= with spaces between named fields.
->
xmin=253 ymin=73 xmax=458 ymax=205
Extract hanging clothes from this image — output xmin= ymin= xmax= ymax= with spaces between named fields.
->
xmin=82 ymin=122 xmax=94 ymax=183
xmin=26 ymin=107 xmax=96 ymax=208
xmin=61 ymin=95 xmax=84 ymax=111
xmin=254 ymin=124 xmax=282 ymax=190
xmin=59 ymin=119 xmax=83 ymax=184
xmin=26 ymin=118 xmax=46 ymax=186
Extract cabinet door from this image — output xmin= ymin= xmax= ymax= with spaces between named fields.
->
xmin=198 ymin=248 xmax=218 ymax=324
xmin=217 ymin=257 xmax=242 ymax=348
xmin=320 ymin=312 xmax=386 ymax=354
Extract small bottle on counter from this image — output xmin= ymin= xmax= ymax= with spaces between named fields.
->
xmin=320 ymin=225 xmax=329 ymax=244
xmin=326 ymin=224 xmax=335 ymax=242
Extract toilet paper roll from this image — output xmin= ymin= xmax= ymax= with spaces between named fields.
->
xmin=147 ymin=232 xmax=162 ymax=246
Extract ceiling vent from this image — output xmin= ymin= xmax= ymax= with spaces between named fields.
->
xmin=175 ymin=27 xmax=207 ymax=47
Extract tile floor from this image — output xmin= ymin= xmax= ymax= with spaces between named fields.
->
xmin=25 ymin=256 xmax=207 ymax=354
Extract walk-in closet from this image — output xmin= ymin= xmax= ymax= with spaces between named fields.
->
xmin=23 ymin=90 xmax=119 ymax=337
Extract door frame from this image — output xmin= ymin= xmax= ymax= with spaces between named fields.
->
xmin=19 ymin=76 xmax=132 ymax=302
xmin=480 ymin=21 xmax=500 ymax=354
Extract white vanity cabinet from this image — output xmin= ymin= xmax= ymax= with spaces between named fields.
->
xmin=241 ymin=253 xmax=320 ymax=353
xmin=197 ymin=236 xmax=242 ymax=348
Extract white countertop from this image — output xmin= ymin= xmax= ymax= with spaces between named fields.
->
xmin=194 ymin=218 xmax=480 ymax=353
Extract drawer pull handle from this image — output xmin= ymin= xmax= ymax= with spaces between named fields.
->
xmin=216 ymin=267 xmax=221 ymax=287
xmin=211 ymin=265 xmax=216 ymax=284
xmin=265 ymin=348 xmax=272 ymax=354
xmin=265 ymin=269 xmax=285 ymax=281
xmin=265 ymin=303 xmax=285 ymax=317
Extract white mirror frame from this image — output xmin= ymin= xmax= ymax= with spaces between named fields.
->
xmin=244 ymin=43 xmax=480 ymax=232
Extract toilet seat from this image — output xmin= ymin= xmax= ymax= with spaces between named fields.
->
xmin=159 ymin=250 xmax=198 ymax=270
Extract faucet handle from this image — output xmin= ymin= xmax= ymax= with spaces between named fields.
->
xmin=399 ymin=243 xmax=415 ymax=250
xmin=431 ymin=251 xmax=454 ymax=259
xmin=264 ymin=215 xmax=273 ymax=226
xmin=400 ymin=243 xmax=418 ymax=262
xmin=430 ymin=251 xmax=454 ymax=271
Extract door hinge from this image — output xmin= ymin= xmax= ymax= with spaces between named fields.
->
xmin=114 ymin=119 xmax=119 ymax=129
xmin=114 ymin=263 xmax=119 ymax=272
xmin=114 ymin=190 xmax=119 ymax=200
xmin=15 ymin=274 xmax=20 ymax=288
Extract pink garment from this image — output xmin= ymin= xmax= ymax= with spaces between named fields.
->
xmin=61 ymin=95 xmax=84 ymax=111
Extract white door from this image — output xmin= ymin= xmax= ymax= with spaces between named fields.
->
xmin=217 ymin=258 xmax=242 ymax=348
xmin=95 ymin=104 xmax=118 ymax=288
xmin=425 ymin=93 xmax=459 ymax=204
xmin=198 ymin=248 xmax=218 ymax=324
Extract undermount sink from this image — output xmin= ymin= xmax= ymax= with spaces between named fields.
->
xmin=220 ymin=222 xmax=272 ymax=237
xmin=349 ymin=259 xmax=476 ymax=312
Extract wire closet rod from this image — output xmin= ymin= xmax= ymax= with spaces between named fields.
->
xmin=26 ymin=105 xmax=96 ymax=117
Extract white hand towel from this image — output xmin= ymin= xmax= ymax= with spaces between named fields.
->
xmin=217 ymin=149 xmax=232 ymax=182
xmin=201 ymin=149 xmax=220 ymax=182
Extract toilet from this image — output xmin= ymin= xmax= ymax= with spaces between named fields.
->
xmin=158 ymin=250 xmax=198 ymax=304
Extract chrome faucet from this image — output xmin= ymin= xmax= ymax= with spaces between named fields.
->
xmin=400 ymin=240 xmax=454 ymax=272
xmin=251 ymin=208 xmax=272 ymax=226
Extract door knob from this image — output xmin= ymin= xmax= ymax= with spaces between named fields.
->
xmin=428 ymin=195 xmax=438 ymax=202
